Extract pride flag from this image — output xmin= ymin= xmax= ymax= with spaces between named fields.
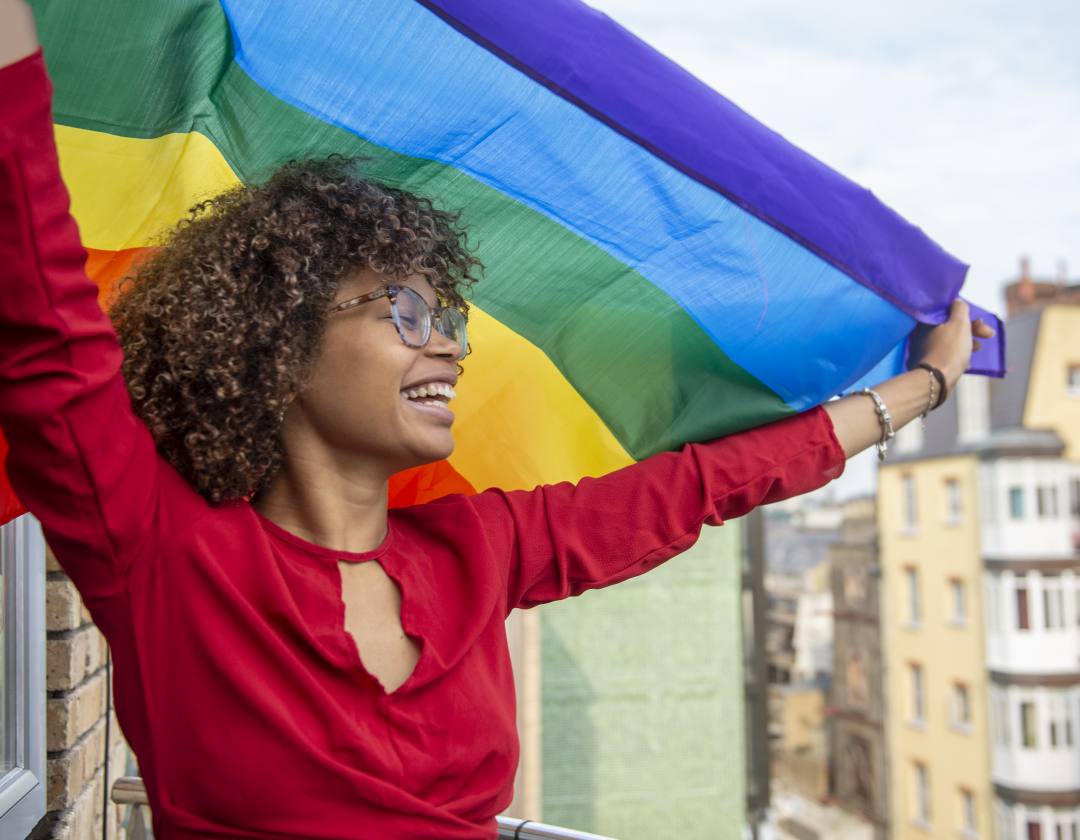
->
xmin=0 ymin=0 xmax=1004 ymax=525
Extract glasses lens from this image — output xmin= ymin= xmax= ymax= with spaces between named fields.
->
xmin=392 ymin=287 xmax=430 ymax=348
xmin=436 ymin=307 xmax=469 ymax=360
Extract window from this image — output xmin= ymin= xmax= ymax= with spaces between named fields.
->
xmin=905 ymin=567 xmax=922 ymax=626
xmin=0 ymin=516 xmax=46 ymax=838
xmin=957 ymin=375 xmax=989 ymax=442
xmin=1037 ymin=486 xmax=1060 ymax=518
xmin=1016 ymin=578 xmax=1031 ymax=631
xmin=952 ymin=682 xmax=972 ymax=727
xmin=902 ymin=474 xmax=918 ymax=531
xmin=1009 ymin=486 xmax=1026 ymax=519
xmin=1070 ymin=477 xmax=1080 ymax=518
xmin=1068 ymin=364 xmax=1080 ymax=395
xmin=910 ymin=663 xmax=926 ymax=724
xmin=1049 ymin=697 xmax=1073 ymax=749
xmin=1044 ymin=574 xmax=1065 ymax=630
xmin=993 ymin=688 xmax=1011 ymax=746
xmin=950 ymin=578 xmax=968 ymax=624
xmin=914 ymin=761 xmax=931 ymax=824
xmin=959 ymin=788 xmax=976 ymax=834
xmin=945 ymin=477 xmax=963 ymax=523
xmin=1020 ymin=701 xmax=1038 ymax=748
xmin=1027 ymin=822 xmax=1042 ymax=840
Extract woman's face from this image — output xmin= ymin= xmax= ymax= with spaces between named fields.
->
xmin=289 ymin=268 xmax=462 ymax=474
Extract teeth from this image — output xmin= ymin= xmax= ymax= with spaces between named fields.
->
xmin=401 ymin=382 xmax=456 ymax=401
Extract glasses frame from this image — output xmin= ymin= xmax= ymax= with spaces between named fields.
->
xmin=327 ymin=284 xmax=469 ymax=360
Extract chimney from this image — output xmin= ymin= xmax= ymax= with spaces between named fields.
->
xmin=1018 ymin=255 xmax=1034 ymax=302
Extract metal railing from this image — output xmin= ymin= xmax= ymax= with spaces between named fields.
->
xmin=110 ymin=776 xmax=617 ymax=840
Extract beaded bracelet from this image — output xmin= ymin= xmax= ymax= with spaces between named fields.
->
xmin=915 ymin=362 xmax=948 ymax=411
xmin=860 ymin=387 xmax=894 ymax=462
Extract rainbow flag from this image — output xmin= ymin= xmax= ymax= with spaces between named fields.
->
xmin=1 ymin=0 xmax=1004 ymax=524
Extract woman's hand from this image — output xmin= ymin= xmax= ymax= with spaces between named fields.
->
xmin=824 ymin=298 xmax=997 ymax=459
xmin=907 ymin=298 xmax=997 ymax=393
xmin=0 ymin=0 xmax=38 ymax=70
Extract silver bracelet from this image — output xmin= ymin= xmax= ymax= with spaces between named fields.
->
xmin=860 ymin=387 xmax=894 ymax=462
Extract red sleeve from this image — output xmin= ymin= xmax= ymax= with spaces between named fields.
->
xmin=468 ymin=406 xmax=845 ymax=611
xmin=0 ymin=52 xmax=201 ymax=604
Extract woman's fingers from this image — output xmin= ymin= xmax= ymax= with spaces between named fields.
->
xmin=973 ymin=318 xmax=996 ymax=339
xmin=950 ymin=298 xmax=971 ymax=322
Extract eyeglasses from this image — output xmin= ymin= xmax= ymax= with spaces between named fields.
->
xmin=328 ymin=284 xmax=469 ymax=361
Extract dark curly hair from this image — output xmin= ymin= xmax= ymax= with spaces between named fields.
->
xmin=108 ymin=158 xmax=481 ymax=504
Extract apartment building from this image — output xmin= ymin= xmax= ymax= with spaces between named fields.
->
xmin=829 ymin=496 xmax=889 ymax=839
xmin=879 ymin=288 xmax=1080 ymax=840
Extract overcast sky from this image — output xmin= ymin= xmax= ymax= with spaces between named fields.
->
xmin=588 ymin=0 xmax=1080 ymax=498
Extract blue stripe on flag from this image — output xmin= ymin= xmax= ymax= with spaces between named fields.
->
xmin=220 ymin=0 xmax=915 ymax=408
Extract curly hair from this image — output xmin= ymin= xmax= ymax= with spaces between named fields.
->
xmin=108 ymin=157 xmax=481 ymax=504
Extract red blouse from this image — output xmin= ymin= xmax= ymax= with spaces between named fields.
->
xmin=0 ymin=51 xmax=846 ymax=840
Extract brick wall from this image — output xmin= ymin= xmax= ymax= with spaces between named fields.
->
xmin=29 ymin=547 xmax=130 ymax=840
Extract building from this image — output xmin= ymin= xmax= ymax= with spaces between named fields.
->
xmin=511 ymin=523 xmax=748 ymax=840
xmin=879 ymin=289 xmax=1080 ymax=840
xmin=829 ymin=496 xmax=889 ymax=839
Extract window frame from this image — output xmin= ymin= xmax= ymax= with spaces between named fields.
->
xmin=959 ymin=786 xmax=976 ymax=834
xmin=905 ymin=566 xmax=922 ymax=628
xmin=913 ymin=760 xmax=931 ymax=825
xmin=952 ymin=681 xmax=972 ymax=729
xmin=944 ymin=476 xmax=963 ymax=524
xmin=0 ymin=514 xmax=46 ymax=838
xmin=901 ymin=474 xmax=918 ymax=532
xmin=1067 ymin=363 xmax=1080 ymax=396
xmin=910 ymin=662 xmax=926 ymax=725
xmin=1043 ymin=574 xmax=1065 ymax=630
xmin=1020 ymin=700 xmax=1038 ymax=749
xmin=950 ymin=578 xmax=968 ymax=626
xmin=1009 ymin=486 xmax=1026 ymax=520
xmin=1016 ymin=578 xmax=1032 ymax=631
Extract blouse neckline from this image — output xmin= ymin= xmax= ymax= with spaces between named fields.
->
xmin=251 ymin=504 xmax=393 ymax=563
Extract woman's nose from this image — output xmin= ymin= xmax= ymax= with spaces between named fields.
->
xmin=426 ymin=323 xmax=464 ymax=360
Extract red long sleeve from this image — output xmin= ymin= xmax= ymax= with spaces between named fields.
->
xmin=0 ymin=50 xmax=846 ymax=840
xmin=0 ymin=51 xmax=208 ymax=607
xmin=409 ymin=406 xmax=846 ymax=612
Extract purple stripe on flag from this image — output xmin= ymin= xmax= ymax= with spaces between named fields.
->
xmin=413 ymin=0 xmax=990 ymax=346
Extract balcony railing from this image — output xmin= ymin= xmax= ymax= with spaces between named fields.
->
xmin=111 ymin=776 xmax=618 ymax=840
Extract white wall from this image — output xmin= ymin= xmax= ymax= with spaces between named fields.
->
xmin=990 ymin=684 xmax=1080 ymax=791
xmin=980 ymin=459 xmax=1075 ymax=559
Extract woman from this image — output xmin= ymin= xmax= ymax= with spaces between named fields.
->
xmin=0 ymin=4 xmax=992 ymax=838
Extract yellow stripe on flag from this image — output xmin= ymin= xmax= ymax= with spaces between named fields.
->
xmin=55 ymin=125 xmax=241 ymax=251
xmin=453 ymin=307 xmax=633 ymax=491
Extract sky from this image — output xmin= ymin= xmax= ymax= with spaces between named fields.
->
xmin=588 ymin=0 xmax=1080 ymax=498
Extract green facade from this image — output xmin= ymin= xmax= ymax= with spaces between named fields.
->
xmin=539 ymin=523 xmax=746 ymax=839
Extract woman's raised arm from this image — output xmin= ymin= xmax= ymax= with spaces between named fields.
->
xmin=0 ymin=5 xmax=205 ymax=608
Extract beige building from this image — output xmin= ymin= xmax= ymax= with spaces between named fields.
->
xmin=879 ymin=288 xmax=1080 ymax=840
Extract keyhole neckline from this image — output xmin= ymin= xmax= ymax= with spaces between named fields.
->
xmin=252 ymin=504 xmax=393 ymax=563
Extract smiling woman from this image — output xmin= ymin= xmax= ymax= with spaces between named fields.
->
xmin=0 ymin=2 xmax=993 ymax=839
